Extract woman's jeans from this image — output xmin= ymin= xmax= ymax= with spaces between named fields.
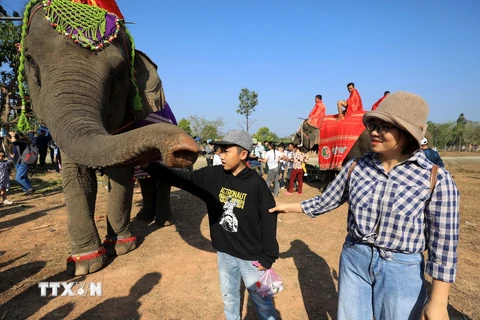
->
xmin=217 ymin=252 xmax=276 ymax=320
xmin=265 ymin=167 xmax=280 ymax=196
xmin=338 ymin=235 xmax=427 ymax=320
xmin=15 ymin=163 xmax=33 ymax=191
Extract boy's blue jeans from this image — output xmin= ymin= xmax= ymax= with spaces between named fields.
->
xmin=338 ymin=235 xmax=427 ymax=320
xmin=15 ymin=163 xmax=33 ymax=191
xmin=217 ymin=251 xmax=276 ymax=320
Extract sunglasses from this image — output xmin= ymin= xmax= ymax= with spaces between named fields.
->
xmin=366 ymin=122 xmax=396 ymax=135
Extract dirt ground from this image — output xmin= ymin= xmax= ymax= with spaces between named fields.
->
xmin=0 ymin=154 xmax=479 ymax=320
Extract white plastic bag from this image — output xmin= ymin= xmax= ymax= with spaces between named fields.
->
xmin=255 ymin=267 xmax=283 ymax=297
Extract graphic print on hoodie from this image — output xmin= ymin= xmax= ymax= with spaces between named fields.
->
xmin=218 ymin=187 xmax=248 ymax=233
xmin=220 ymin=197 xmax=239 ymax=232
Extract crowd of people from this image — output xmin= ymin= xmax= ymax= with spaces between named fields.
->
xmin=248 ymin=141 xmax=309 ymax=196
xmin=203 ymin=138 xmax=312 ymax=198
xmin=1 ymin=82 xmax=457 ymax=320
xmin=0 ymin=128 xmax=62 ymax=205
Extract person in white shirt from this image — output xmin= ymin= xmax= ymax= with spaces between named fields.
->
xmin=261 ymin=142 xmax=283 ymax=196
xmin=212 ymin=146 xmax=222 ymax=166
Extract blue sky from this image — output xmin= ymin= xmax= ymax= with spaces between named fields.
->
xmin=2 ymin=0 xmax=479 ymax=137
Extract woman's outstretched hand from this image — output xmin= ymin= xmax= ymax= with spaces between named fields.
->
xmin=269 ymin=203 xmax=303 ymax=214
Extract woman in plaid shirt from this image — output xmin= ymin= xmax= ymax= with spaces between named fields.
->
xmin=270 ymin=92 xmax=459 ymax=320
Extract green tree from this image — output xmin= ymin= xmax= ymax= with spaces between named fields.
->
xmin=427 ymin=121 xmax=455 ymax=149
xmin=463 ymin=121 xmax=480 ymax=145
xmin=279 ymin=134 xmax=295 ymax=144
xmin=452 ymin=113 xmax=468 ymax=146
xmin=0 ymin=6 xmax=23 ymax=129
xmin=236 ymin=87 xmax=258 ymax=133
xmin=188 ymin=115 xmax=224 ymax=140
xmin=252 ymin=126 xmax=279 ymax=142
xmin=0 ymin=6 xmax=22 ymax=84
xmin=202 ymin=124 xmax=221 ymax=141
xmin=178 ymin=118 xmax=192 ymax=135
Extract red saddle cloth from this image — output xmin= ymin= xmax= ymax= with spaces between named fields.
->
xmin=318 ymin=112 xmax=366 ymax=170
xmin=71 ymin=0 xmax=124 ymax=20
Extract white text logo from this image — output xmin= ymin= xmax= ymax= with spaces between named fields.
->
xmin=38 ymin=282 xmax=102 ymax=297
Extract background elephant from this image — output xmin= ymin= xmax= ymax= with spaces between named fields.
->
xmin=294 ymin=121 xmax=434 ymax=190
xmin=20 ymin=1 xmax=198 ymax=276
xmin=293 ymin=121 xmax=371 ymax=190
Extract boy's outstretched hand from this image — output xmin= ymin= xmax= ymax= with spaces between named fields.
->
xmin=269 ymin=203 xmax=303 ymax=214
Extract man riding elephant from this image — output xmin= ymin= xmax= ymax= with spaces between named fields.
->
xmin=18 ymin=0 xmax=199 ymax=275
xmin=307 ymin=94 xmax=326 ymax=129
xmin=337 ymin=82 xmax=364 ymax=120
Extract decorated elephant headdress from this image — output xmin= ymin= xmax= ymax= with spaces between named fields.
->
xmin=17 ymin=0 xmax=142 ymax=131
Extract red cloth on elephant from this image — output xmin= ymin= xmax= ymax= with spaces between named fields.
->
xmin=308 ymin=101 xmax=326 ymax=128
xmin=372 ymin=95 xmax=387 ymax=110
xmin=345 ymin=89 xmax=363 ymax=117
xmin=318 ymin=112 xmax=366 ymax=170
xmin=71 ymin=0 xmax=124 ymax=20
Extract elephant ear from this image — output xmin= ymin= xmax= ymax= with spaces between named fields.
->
xmin=132 ymin=50 xmax=166 ymax=120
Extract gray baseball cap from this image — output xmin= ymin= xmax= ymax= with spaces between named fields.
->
xmin=210 ymin=130 xmax=253 ymax=151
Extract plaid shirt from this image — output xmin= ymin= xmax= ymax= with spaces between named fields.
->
xmin=301 ymin=151 xmax=459 ymax=282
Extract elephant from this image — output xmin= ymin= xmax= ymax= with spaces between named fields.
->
xmin=19 ymin=0 xmax=199 ymax=276
xmin=293 ymin=120 xmax=371 ymax=190
xmin=293 ymin=120 xmax=434 ymax=190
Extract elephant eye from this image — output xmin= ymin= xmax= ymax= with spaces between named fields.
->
xmin=25 ymin=54 xmax=41 ymax=87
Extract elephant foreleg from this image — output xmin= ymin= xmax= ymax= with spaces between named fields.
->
xmin=155 ymin=181 xmax=173 ymax=227
xmin=62 ymin=154 xmax=107 ymax=276
xmin=136 ymin=178 xmax=173 ymax=227
xmin=103 ymin=166 xmax=137 ymax=256
xmin=135 ymin=177 xmax=157 ymax=222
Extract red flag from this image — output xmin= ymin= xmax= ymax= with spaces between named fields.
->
xmin=71 ymin=0 xmax=125 ymax=20
xmin=345 ymin=89 xmax=363 ymax=117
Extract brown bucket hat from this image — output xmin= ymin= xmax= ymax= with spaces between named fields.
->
xmin=363 ymin=91 xmax=429 ymax=149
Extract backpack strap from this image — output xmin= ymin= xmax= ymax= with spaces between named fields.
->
xmin=347 ymin=157 xmax=362 ymax=179
xmin=429 ymin=164 xmax=439 ymax=198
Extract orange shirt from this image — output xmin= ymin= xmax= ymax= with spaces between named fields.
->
xmin=345 ymin=89 xmax=363 ymax=117
xmin=308 ymin=101 xmax=326 ymax=128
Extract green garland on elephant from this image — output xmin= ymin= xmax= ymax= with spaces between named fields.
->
xmin=17 ymin=108 xmax=31 ymax=132
xmin=17 ymin=0 xmax=142 ymax=117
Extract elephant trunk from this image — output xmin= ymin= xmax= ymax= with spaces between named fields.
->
xmin=45 ymin=103 xmax=199 ymax=168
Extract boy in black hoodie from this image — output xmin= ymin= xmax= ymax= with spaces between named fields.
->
xmin=147 ymin=130 xmax=278 ymax=319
